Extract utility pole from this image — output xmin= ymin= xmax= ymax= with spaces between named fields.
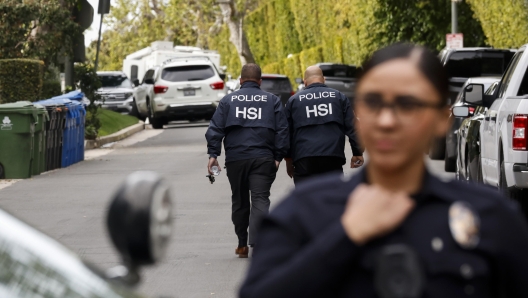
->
xmin=94 ymin=0 xmax=111 ymax=72
xmin=451 ymin=0 xmax=461 ymax=33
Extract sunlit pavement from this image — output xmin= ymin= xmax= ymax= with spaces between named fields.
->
xmin=0 ymin=122 xmax=453 ymax=298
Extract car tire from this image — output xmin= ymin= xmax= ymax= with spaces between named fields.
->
xmin=150 ymin=116 xmax=164 ymax=129
xmin=0 ymin=163 xmax=4 ymax=179
xmin=429 ymin=137 xmax=445 ymax=160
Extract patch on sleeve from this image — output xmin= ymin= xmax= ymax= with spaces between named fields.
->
xmin=449 ymin=201 xmax=480 ymax=249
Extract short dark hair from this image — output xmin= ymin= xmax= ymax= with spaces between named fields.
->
xmin=358 ymin=43 xmax=449 ymax=106
xmin=241 ymin=63 xmax=262 ymax=81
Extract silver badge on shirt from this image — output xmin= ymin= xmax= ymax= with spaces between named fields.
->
xmin=449 ymin=201 xmax=480 ymax=249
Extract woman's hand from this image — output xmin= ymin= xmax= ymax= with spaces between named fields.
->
xmin=341 ymin=184 xmax=415 ymax=245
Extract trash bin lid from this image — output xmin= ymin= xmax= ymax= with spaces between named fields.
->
xmin=0 ymin=101 xmax=38 ymax=114
xmin=51 ymin=91 xmax=85 ymax=102
xmin=35 ymin=98 xmax=72 ymax=107
xmin=33 ymin=104 xmax=50 ymax=120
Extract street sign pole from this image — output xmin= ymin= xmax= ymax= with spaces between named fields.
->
xmin=451 ymin=0 xmax=458 ymax=33
xmin=94 ymin=15 xmax=104 ymax=72
xmin=94 ymin=0 xmax=111 ymax=72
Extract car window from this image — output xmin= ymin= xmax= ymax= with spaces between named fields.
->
xmin=318 ymin=65 xmax=357 ymax=78
xmin=485 ymin=81 xmax=499 ymax=95
xmin=445 ymin=51 xmax=514 ymax=78
xmin=142 ymin=69 xmax=155 ymax=84
xmin=98 ymin=75 xmax=133 ymax=88
xmin=161 ymin=65 xmax=215 ymax=82
xmin=261 ymin=78 xmax=292 ymax=91
xmin=517 ymin=62 xmax=528 ymax=96
xmin=497 ymin=51 xmax=523 ymax=98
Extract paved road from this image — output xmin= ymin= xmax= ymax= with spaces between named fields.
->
xmin=0 ymin=123 xmax=454 ymax=298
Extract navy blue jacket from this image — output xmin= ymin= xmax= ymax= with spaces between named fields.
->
xmin=240 ymin=170 xmax=528 ymax=297
xmin=284 ymin=83 xmax=362 ymax=163
xmin=206 ymin=81 xmax=289 ymax=163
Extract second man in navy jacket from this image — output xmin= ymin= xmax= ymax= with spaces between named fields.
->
xmin=205 ymin=63 xmax=289 ymax=258
xmin=284 ymin=65 xmax=363 ymax=184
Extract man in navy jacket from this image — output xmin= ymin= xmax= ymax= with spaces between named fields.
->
xmin=284 ymin=66 xmax=363 ymax=184
xmin=205 ymin=63 xmax=289 ymax=257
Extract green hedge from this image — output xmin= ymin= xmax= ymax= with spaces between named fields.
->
xmin=0 ymin=59 xmax=44 ymax=103
xmin=282 ymin=54 xmax=302 ymax=86
xmin=299 ymin=47 xmax=324 ymax=71
xmin=210 ymin=0 xmax=486 ymax=81
xmin=262 ymin=62 xmax=282 ymax=74
xmin=41 ymin=80 xmax=62 ymax=99
xmin=466 ymin=0 xmax=528 ymax=48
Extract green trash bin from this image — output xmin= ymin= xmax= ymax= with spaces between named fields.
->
xmin=32 ymin=104 xmax=48 ymax=176
xmin=0 ymin=101 xmax=37 ymax=179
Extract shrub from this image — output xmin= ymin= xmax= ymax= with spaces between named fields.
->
xmin=282 ymin=54 xmax=302 ymax=86
xmin=466 ymin=0 xmax=528 ymax=48
xmin=0 ymin=59 xmax=44 ymax=103
xmin=299 ymin=47 xmax=324 ymax=71
xmin=74 ymin=63 xmax=102 ymax=140
xmin=41 ymin=80 xmax=62 ymax=99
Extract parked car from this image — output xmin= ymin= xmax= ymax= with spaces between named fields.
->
xmin=444 ymin=77 xmax=500 ymax=172
xmin=464 ymin=44 xmax=528 ymax=211
xmin=134 ymin=57 xmax=227 ymax=129
xmin=430 ymin=48 xmax=515 ymax=160
xmin=260 ymin=74 xmax=294 ymax=105
xmin=229 ymin=74 xmax=294 ymax=106
xmin=0 ymin=172 xmax=172 ymax=297
xmin=96 ymin=71 xmax=137 ymax=116
xmin=317 ymin=63 xmax=359 ymax=101
xmin=456 ymin=81 xmax=500 ymax=182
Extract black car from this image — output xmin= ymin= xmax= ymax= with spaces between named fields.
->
xmin=260 ymin=75 xmax=294 ymax=106
xmin=444 ymin=77 xmax=500 ymax=172
xmin=0 ymin=172 xmax=173 ymax=297
xmin=296 ymin=63 xmax=359 ymax=103
xmin=430 ymin=48 xmax=515 ymax=160
xmin=456 ymin=81 xmax=500 ymax=182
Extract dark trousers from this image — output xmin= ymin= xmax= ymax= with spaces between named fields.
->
xmin=293 ymin=156 xmax=344 ymax=185
xmin=226 ymin=157 xmax=276 ymax=247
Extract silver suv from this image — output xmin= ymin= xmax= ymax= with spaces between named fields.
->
xmin=134 ymin=57 xmax=226 ymax=129
xmin=96 ymin=71 xmax=136 ymax=115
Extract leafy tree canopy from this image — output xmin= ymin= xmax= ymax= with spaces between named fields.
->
xmin=0 ymin=0 xmax=80 ymax=65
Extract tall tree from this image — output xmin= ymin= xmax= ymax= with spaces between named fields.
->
xmin=215 ymin=0 xmax=257 ymax=65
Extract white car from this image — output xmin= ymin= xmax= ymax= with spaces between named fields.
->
xmin=96 ymin=71 xmax=136 ymax=115
xmin=462 ymin=46 xmax=528 ymax=203
xmin=134 ymin=57 xmax=227 ymax=129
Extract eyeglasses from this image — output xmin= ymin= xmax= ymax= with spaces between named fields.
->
xmin=356 ymin=93 xmax=445 ymax=122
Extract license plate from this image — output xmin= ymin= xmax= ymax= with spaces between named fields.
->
xmin=183 ymin=89 xmax=195 ymax=96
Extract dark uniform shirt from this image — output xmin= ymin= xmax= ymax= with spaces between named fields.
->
xmin=206 ymin=81 xmax=289 ymax=163
xmin=284 ymin=83 xmax=362 ymax=163
xmin=239 ymin=169 xmax=528 ymax=298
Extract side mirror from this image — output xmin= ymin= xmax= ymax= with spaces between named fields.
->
xmin=295 ymin=78 xmax=303 ymax=84
xmin=106 ymin=171 xmax=173 ymax=285
xmin=463 ymin=84 xmax=484 ymax=104
xmin=219 ymin=73 xmax=227 ymax=81
xmin=132 ymin=79 xmax=140 ymax=87
xmin=144 ymin=78 xmax=155 ymax=85
xmin=452 ymin=106 xmax=470 ymax=117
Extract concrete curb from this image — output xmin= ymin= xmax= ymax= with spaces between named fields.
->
xmin=84 ymin=121 xmax=145 ymax=150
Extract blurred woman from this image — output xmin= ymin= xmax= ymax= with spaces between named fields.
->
xmin=239 ymin=43 xmax=528 ymax=298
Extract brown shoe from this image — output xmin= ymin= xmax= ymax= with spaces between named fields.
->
xmin=235 ymin=246 xmax=249 ymax=258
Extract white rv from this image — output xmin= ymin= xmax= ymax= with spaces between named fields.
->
xmin=123 ymin=41 xmax=222 ymax=83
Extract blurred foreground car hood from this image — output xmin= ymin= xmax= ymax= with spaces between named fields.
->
xmin=0 ymin=208 xmax=142 ymax=298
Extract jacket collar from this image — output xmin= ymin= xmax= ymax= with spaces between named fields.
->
xmin=342 ymin=167 xmax=455 ymax=204
xmin=305 ymin=83 xmax=327 ymax=89
xmin=241 ymin=81 xmax=261 ymax=89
